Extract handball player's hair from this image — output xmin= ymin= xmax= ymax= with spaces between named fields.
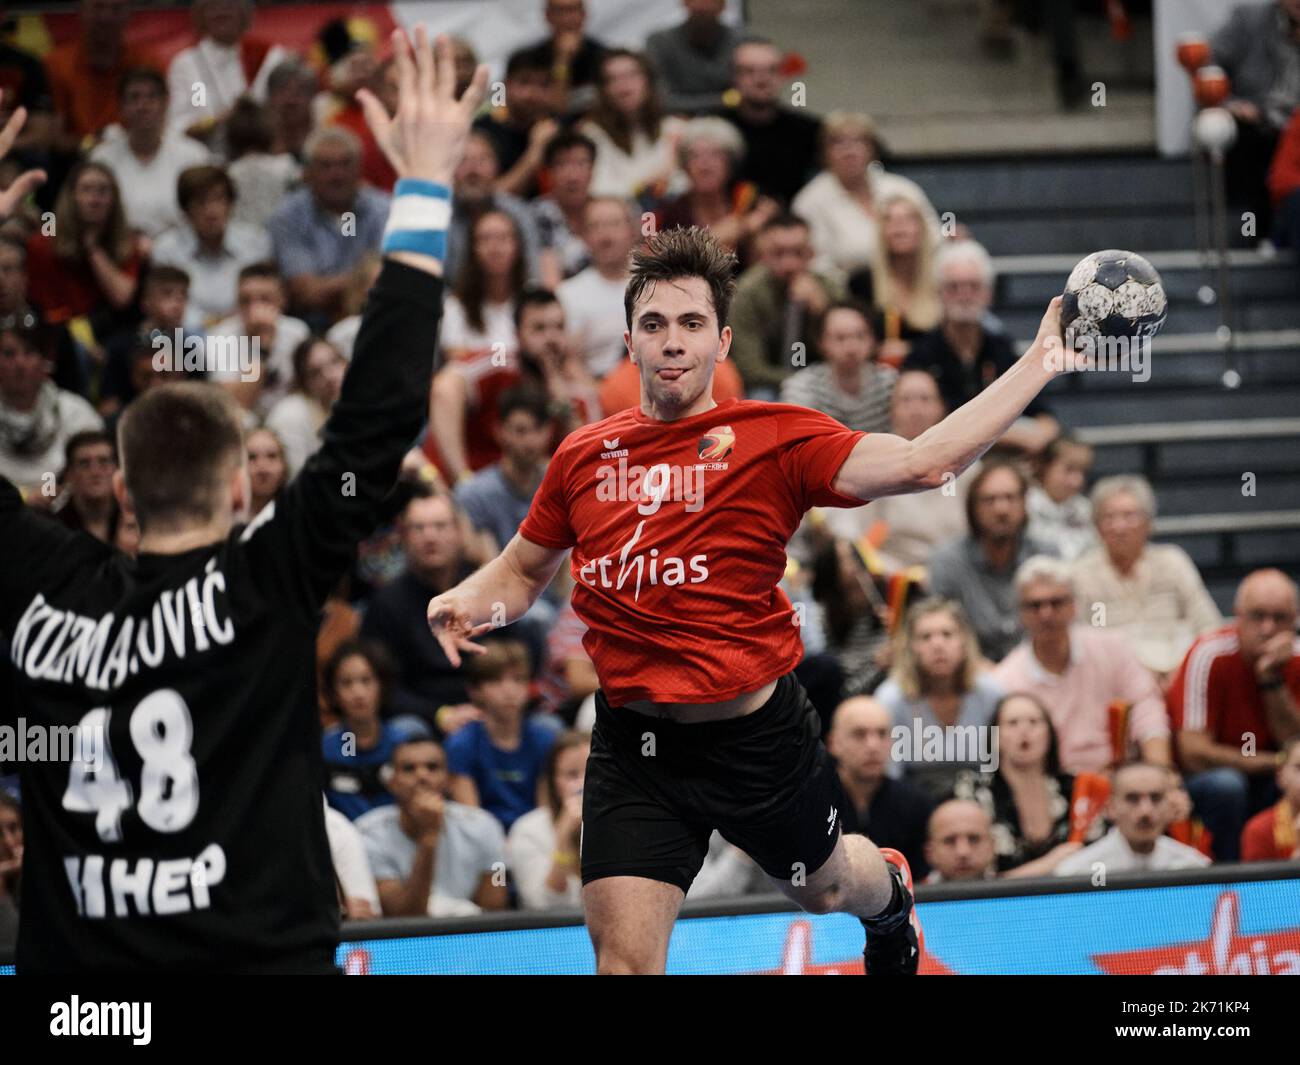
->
xmin=464 ymin=639 xmax=531 ymax=687
xmin=624 ymin=225 xmax=738 ymax=333
xmin=538 ymin=730 xmax=592 ymax=819
xmin=117 ymin=382 xmax=245 ymax=534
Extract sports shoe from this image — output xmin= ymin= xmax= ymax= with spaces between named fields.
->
xmin=861 ymin=847 xmax=923 ymax=975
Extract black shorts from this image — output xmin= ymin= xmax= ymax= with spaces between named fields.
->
xmin=580 ymin=671 xmax=847 ymax=893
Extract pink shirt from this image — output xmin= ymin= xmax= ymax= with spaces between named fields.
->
xmin=992 ymin=626 xmax=1170 ymax=773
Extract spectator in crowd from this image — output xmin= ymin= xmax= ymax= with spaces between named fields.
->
xmin=447 ymin=641 xmax=559 ymax=832
xmin=1026 ymin=433 xmax=1095 ymax=562
xmin=0 ymin=235 xmax=85 ymax=397
xmin=440 ymin=208 xmax=527 ymax=361
xmin=245 ymin=424 xmax=287 ymax=518
xmin=322 ymin=640 xmax=425 ymax=822
xmin=653 ymin=116 xmax=777 ymax=272
xmin=877 ymin=597 xmax=1004 ymax=799
xmin=557 ymin=196 xmax=641 ymax=378
xmin=474 ymin=49 xmax=558 ymax=201
xmin=263 ymin=57 xmax=317 ymax=161
xmin=718 ymin=38 xmax=821 ymax=205
xmin=1269 ymin=102 xmax=1300 ymax=258
xmin=580 ymin=50 xmax=684 ymax=201
xmin=507 ymin=730 xmax=590 ymax=910
xmin=793 ymin=112 xmax=937 ymax=281
xmin=323 ymin=801 xmax=380 ymax=919
xmin=265 ymin=335 xmax=347 ymax=476
xmin=1071 ymin=475 xmax=1222 ymax=681
xmin=780 ymin=301 xmax=896 ymax=433
xmin=809 ymin=535 xmax=892 ymax=697
xmin=849 ymin=190 xmax=942 ymax=367
xmin=923 ymin=799 xmax=998 ymax=883
xmin=514 ymin=0 xmax=607 ymax=117
xmin=99 ymin=264 xmax=196 ymax=418
xmin=320 ymin=254 xmax=380 ymax=362
xmin=685 ymin=834 xmax=765 ymax=899
xmin=1241 ymin=736 xmax=1300 ymax=861
xmin=1168 ymin=568 xmax=1300 ymax=862
xmin=828 ymin=695 xmax=934 ymax=880
xmin=1211 ymin=0 xmax=1300 ymax=236
xmin=455 ymin=386 xmax=552 ymax=557
xmin=225 ymin=96 xmax=303 ymax=229
xmin=0 ymin=322 xmax=101 ymax=494
xmin=0 ymin=789 xmax=20 ymax=953
xmin=993 ymin=556 xmax=1172 ymax=774
xmin=951 ymin=692 xmax=1097 ymax=877
xmin=429 ymin=288 xmax=599 ymax=486
xmin=89 ymin=67 xmax=212 ymax=239
xmin=357 ymin=737 xmax=508 ymax=917
xmin=819 ymin=370 xmax=975 ymax=576
xmin=928 ymin=461 xmax=1055 ymax=662
xmin=532 ymin=130 xmax=596 ymax=288
xmin=328 ymin=55 xmax=398 ymax=193
xmin=540 ymin=598 xmax=598 ymax=721
xmin=267 ymin=127 xmax=389 ymax=326
xmin=165 ymin=0 xmax=288 ymax=141
xmin=446 ymin=130 xmax=542 ymax=286
xmin=905 ymin=239 xmax=1054 ymax=452
xmin=24 ymin=160 xmax=142 ymax=331
xmin=1055 ymin=761 xmax=1211 ymax=876
xmin=208 ymin=261 xmax=311 ymax=417
xmin=727 ymin=213 xmax=843 ymax=399
xmin=151 ymin=164 xmax=274 ymax=327
xmin=55 ymin=429 xmax=119 ymax=543
xmin=360 ymin=489 xmax=480 ymax=731
xmin=645 ymin=0 xmax=742 ymax=115
xmin=45 ymin=0 xmax=153 ymax=145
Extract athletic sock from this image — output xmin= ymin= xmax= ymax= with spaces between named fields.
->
xmin=860 ymin=861 xmax=913 ymax=936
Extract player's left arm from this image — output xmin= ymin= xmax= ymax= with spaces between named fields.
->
xmin=833 ymin=298 xmax=1063 ymax=500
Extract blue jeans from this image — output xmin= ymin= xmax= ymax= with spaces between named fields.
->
xmin=1185 ymin=767 xmax=1279 ymax=862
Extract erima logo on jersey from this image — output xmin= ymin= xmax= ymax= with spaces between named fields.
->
xmin=578 ymin=519 xmax=708 ymax=600
xmin=595 ymin=458 xmax=705 ymax=515
xmin=599 ymin=437 xmax=628 ymax=460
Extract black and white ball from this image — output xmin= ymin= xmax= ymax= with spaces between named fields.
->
xmin=1061 ymin=250 xmax=1167 ymax=351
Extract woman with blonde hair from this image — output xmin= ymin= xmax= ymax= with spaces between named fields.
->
xmin=876 ymin=596 xmax=1004 ymax=800
xmin=792 ymin=111 xmax=937 ymax=279
xmin=849 ymin=188 xmax=942 ymax=366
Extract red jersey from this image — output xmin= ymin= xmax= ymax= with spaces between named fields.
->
xmin=1167 ymin=624 xmax=1300 ymax=753
xmin=1241 ymin=800 xmax=1298 ymax=862
xmin=518 ymin=398 xmax=866 ymax=703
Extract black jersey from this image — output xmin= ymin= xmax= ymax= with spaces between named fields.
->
xmin=1 ymin=262 xmax=444 ymax=973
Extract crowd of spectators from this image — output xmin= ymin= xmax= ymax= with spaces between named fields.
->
xmin=0 ymin=0 xmax=1297 ymax=938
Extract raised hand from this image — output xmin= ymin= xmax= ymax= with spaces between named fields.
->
xmin=357 ymin=27 xmax=489 ymax=187
xmin=426 ymin=590 xmax=493 ymax=667
xmin=0 ymin=107 xmax=46 ymax=218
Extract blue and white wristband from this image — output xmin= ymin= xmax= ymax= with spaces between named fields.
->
xmin=382 ymin=179 xmax=452 ymax=261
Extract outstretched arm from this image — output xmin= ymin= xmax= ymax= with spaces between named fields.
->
xmin=833 ymin=299 xmax=1063 ymax=500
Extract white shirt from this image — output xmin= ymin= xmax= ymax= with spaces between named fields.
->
xmin=506 ymin=806 xmax=581 ymax=912
xmin=791 ymin=168 xmax=939 ymax=280
xmin=151 ymin=220 xmax=274 ymax=328
xmin=208 ymin=311 xmax=310 ymax=416
xmin=558 ymin=266 xmax=630 ymax=379
xmin=166 ymin=37 xmax=288 ymax=132
xmin=325 ymin=315 xmax=361 ymax=361
xmin=90 ymin=127 xmax=212 ymax=237
xmin=265 ymin=391 xmax=326 ymax=477
xmin=228 ymin=152 xmax=302 ymax=229
xmin=0 ymin=389 xmax=102 ymax=489
xmin=581 ymin=115 xmax=686 ymax=199
xmin=437 ymin=296 xmax=516 ymax=360
xmin=1055 ymin=826 xmax=1211 ymax=877
xmin=323 ymin=802 xmax=380 ymax=912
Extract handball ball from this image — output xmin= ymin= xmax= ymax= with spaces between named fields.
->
xmin=1061 ymin=250 xmax=1168 ymax=352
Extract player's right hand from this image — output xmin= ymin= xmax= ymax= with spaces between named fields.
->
xmin=357 ymin=26 xmax=489 ymax=188
xmin=427 ymin=593 xmax=492 ymax=667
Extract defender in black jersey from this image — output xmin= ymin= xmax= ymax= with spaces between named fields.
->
xmin=0 ymin=33 xmax=488 ymax=972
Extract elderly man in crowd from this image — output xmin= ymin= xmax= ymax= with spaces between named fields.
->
xmin=928 ymin=461 xmax=1056 ymax=661
xmin=819 ymin=369 xmax=975 ymax=576
xmin=1055 ymin=761 xmax=1211 ymax=876
xmin=904 ymin=239 xmax=1055 ymax=454
xmin=1168 ymin=568 xmax=1300 ymax=861
xmin=923 ymin=799 xmax=997 ymax=883
xmin=1071 ymin=475 xmax=1222 ymax=683
xmin=993 ymin=556 xmax=1171 ymax=775
xmin=267 ymin=126 xmax=389 ymax=326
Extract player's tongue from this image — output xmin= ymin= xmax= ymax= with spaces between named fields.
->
xmin=657 ymin=367 xmax=686 ymax=381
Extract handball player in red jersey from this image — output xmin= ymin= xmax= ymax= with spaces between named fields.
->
xmin=427 ymin=226 xmax=1068 ymax=974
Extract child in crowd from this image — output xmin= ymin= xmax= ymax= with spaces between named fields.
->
xmin=1027 ymin=433 xmax=1096 ymax=561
